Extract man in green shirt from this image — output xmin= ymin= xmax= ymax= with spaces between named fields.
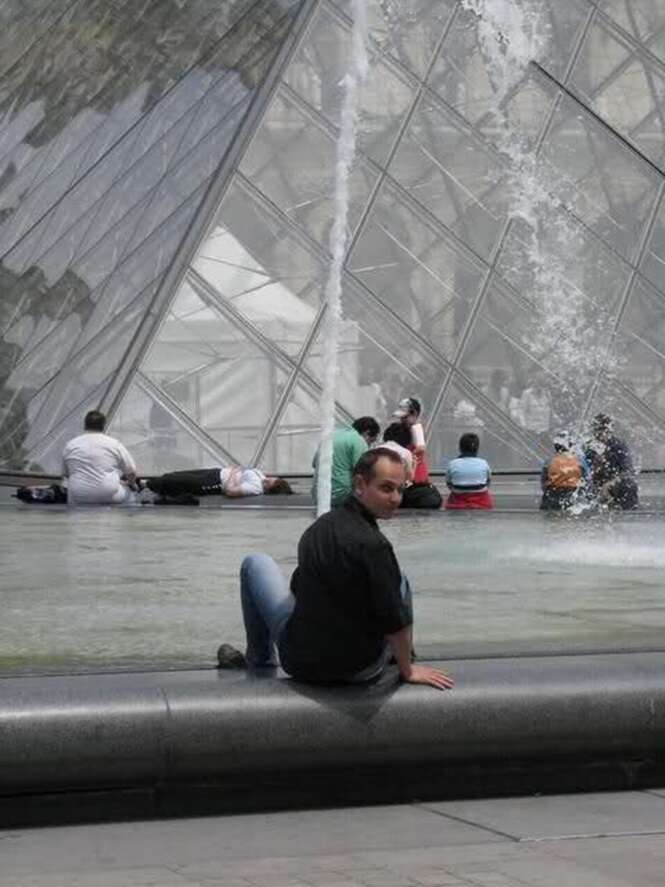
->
xmin=312 ymin=417 xmax=380 ymax=505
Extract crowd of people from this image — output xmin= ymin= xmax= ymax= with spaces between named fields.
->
xmin=16 ymin=398 xmax=639 ymax=515
xmin=214 ymin=406 xmax=639 ymax=691
xmin=12 ymin=398 xmax=642 ymax=696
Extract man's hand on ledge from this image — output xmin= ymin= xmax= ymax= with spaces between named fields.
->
xmin=402 ymin=664 xmax=454 ymax=690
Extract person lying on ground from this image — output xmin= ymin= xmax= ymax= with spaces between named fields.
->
xmin=143 ymin=467 xmax=293 ymax=500
xmin=311 ymin=416 xmax=380 ymax=506
xmin=217 ymin=449 xmax=454 ymax=691
xmin=62 ymin=410 xmax=139 ymax=506
xmin=445 ymin=433 xmax=494 ymax=510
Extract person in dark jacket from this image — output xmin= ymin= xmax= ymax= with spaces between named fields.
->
xmin=584 ymin=414 xmax=638 ymax=510
xmin=217 ymin=449 xmax=453 ymax=690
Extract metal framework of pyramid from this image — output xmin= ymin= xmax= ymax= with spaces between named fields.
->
xmin=1 ymin=0 xmax=665 ymax=476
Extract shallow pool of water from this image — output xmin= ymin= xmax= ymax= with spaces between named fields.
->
xmin=2 ymin=505 xmax=665 ymax=674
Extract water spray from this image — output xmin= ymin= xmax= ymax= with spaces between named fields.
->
xmin=462 ymin=0 xmax=618 ymax=439
xmin=315 ymin=0 xmax=369 ymax=517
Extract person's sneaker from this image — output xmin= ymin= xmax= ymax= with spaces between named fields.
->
xmin=216 ymin=643 xmax=246 ymax=669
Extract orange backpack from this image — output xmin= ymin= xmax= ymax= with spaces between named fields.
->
xmin=547 ymin=453 xmax=582 ymax=490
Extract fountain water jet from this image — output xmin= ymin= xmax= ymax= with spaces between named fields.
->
xmin=315 ymin=0 xmax=369 ymax=517
xmin=462 ymin=0 xmax=621 ymax=440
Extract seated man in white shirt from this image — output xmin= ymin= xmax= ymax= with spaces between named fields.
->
xmin=62 ymin=410 xmax=138 ymax=506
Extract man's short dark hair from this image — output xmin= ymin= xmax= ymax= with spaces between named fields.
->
xmin=459 ymin=432 xmax=479 ymax=456
xmin=592 ymin=413 xmax=612 ymax=432
xmin=352 ymin=416 xmax=380 ymax=439
xmin=383 ymin=421 xmax=411 ymax=448
xmin=353 ymin=448 xmax=405 ymax=482
xmin=84 ymin=410 xmax=106 ymax=431
xmin=407 ymin=397 xmax=422 ymax=417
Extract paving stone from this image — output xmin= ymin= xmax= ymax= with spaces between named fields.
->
xmin=405 ymin=868 xmax=468 ymax=886
xmin=355 ymin=869 xmax=418 ymax=887
xmin=461 ymin=873 xmax=528 ymax=887
xmin=6 ymin=796 xmax=665 ymax=887
xmin=177 ymin=877 xmax=252 ymax=887
xmin=292 ymin=873 xmax=359 ymax=886
xmin=540 ymin=832 xmax=665 ymax=886
xmin=296 ymin=880 xmax=367 ymax=887
xmin=0 ymin=868 xmax=193 ymax=887
xmin=332 ymin=845 xmax=521 ymax=872
xmin=447 ymin=848 xmax=642 ymax=887
xmin=422 ymin=792 xmax=665 ymax=841
xmin=4 ymin=805 xmax=508 ymax=877
xmin=411 ymin=874 xmax=470 ymax=886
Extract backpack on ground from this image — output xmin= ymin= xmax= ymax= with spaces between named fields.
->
xmin=14 ymin=484 xmax=68 ymax=504
xmin=547 ymin=454 xmax=582 ymax=490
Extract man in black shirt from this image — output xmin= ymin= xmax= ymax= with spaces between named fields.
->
xmin=585 ymin=414 xmax=638 ymax=510
xmin=219 ymin=449 xmax=453 ymax=690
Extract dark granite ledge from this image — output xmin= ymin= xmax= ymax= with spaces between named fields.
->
xmin=2 ymin=653 xmax=665 ymax=825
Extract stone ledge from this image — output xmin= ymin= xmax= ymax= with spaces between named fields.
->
xmin=2 ymin=653 xmax=665 ymax=823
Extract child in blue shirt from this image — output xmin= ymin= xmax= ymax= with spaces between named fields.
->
xmin=445 ymin=433 xmax=494 ymax=510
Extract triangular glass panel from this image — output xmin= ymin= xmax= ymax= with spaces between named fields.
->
xmin=333 ymin=0 xmax=456 ymax=79
xmin=192 ymin=177 xmax=322 ymax=357
xmin=347 ymin=181 xmax=486 ymax=360
xmin=110 ymin=379 xmax=236 ymax=476
xmin=136 ymin=279 xmax=295 ymax=468
xmin=7 ymin=284 xmax=156 ymax=467
xmin=430 ymin=376 xmax=543 ymax=472
xmin=257 ymin=375 xmax=348 ymax=474
xmin=284 ymin=3 xmax=416 ymax=167
xmin=302 ymin=280 xmax=447 ymax=427
xmin=240 ymin=87 xmax=378 ymax=250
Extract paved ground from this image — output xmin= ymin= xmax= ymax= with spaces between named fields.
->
xmin=3 ymin=790 xmax=665 ymax=886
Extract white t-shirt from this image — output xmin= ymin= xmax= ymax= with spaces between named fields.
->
xmin=62 ymin=432 xmax=137 ymax=505
xmin=219 ymin=467 xmax=266 ymax=497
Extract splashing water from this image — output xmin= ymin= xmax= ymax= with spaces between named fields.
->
xmin=461 ymin=0 xmax=548 ymax=101
xmin=462 ymin=0 xmax=620 ymax=434
xmin=506 ymin=537 xmax=665 ymax=570
xmin=316 ymin=0 xmax=369 ymax=517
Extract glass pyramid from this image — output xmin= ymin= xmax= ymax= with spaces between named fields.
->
xmin=1 ymin=0 xmax=665 ymax=475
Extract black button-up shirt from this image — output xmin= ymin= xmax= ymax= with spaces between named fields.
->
xmin=586 ymin=435 xmax=634 ymax=486
xmin=279 ymin=496 xmax=412 ymax=682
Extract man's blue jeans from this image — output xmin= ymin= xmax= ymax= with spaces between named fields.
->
xmin=240 ymin=553 xmax=294 ymax=668
xmin=240 ymin=553 xmax=413 ymax=679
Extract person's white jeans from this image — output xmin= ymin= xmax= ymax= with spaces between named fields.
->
xmin=67 ymin=478 xmax=133 ymax=505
